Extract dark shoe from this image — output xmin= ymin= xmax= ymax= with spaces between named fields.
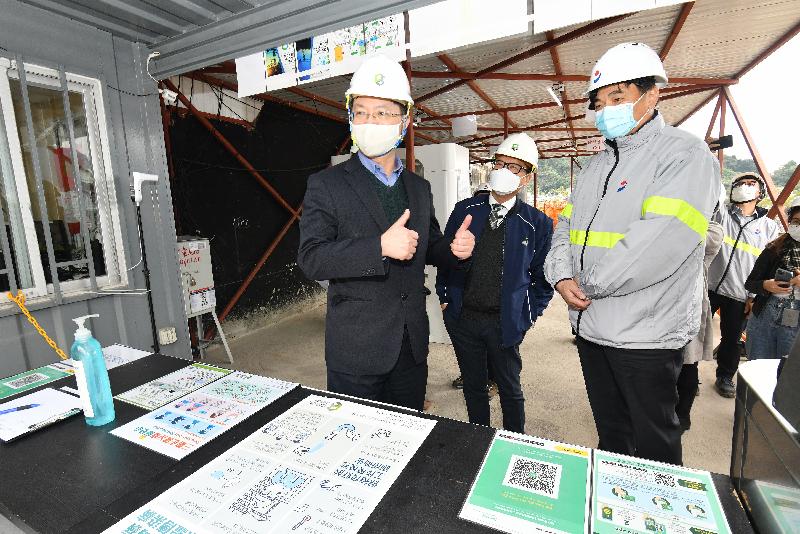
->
xmin=715 ymin=377 xmax=735 ymax=398
xmin=452 ymin=375 xmax=463 ymax=389
xmin=487 ymin=381 xmax=498 ymax=398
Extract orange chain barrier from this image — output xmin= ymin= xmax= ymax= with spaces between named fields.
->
xmin=5 ymin=290 xmax=69 ymax=360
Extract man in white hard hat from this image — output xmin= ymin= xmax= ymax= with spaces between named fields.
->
xmin=707 ymin=172 xmax=780 ymax=397
xmin=436 ymin=133 xmax=554 ymax=433
xmin=298 ymin=55 xmax=475 ymax=410
xmin=544 ymin=42 xmax=720 ymax=464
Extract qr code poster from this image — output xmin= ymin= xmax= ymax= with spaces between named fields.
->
xmin=0 ymin=366 xmax=70 ymax=400
xmin=459 ymin=430 xmax=591 ymax=534
xmin=502 ymin=454 xmax=563 ymax=499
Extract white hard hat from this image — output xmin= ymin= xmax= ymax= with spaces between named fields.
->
xmin=495 ymin=133 xmax=538 ymax=171
xmin=786 ymin=197 xmax=800 ymax=218
xmin=345 ymin=55 xmax=413 ymax=110
xmin=731 ymin=172 xmax=766 ymax=203
xmin=585 ymin=42 xmax=668 ymax=97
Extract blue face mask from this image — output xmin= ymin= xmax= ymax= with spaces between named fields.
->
xmin=595 ymin=92 xmax=648 ymax=140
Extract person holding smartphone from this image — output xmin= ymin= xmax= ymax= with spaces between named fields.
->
xmin=743 ymin=198 xmax=800 ymax=360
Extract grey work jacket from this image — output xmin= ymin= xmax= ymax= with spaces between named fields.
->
xmin=544 ymin=114 xmax=721 ymax=350
xmin=707 ymin=205 xmax=780 ymax=303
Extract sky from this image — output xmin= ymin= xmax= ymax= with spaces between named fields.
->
xmin=679 ymin=33 xmax=800 ymax=173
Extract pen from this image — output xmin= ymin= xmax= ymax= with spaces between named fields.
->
xmin=0 ymin=404 xmax=40 ymax=416
xmin=26 ymin=408 xmax=81 ymax=431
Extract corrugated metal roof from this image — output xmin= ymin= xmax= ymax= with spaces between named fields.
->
xmin=187 ymin=0 xmax=799 ymax=158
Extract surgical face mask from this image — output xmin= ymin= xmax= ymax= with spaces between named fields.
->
xmin=788 ymin=224 xmax=800 ymax=242
xmin=350 ymin=122 xmax=403 ymax=158
xmin=594 ymin=92 xmax=648 ymax=140
xmin=730 ymin=183 xmax=759 ymax=203
xmin=489 ymin=168 xmax=522 ymax=195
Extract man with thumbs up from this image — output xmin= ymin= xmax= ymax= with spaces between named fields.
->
xmin=436 ymin=134 xmax=554 ymax=433
xmin=298 ymin=56 xmax=474 ymax=410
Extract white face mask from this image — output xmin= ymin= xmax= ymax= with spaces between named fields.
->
xmin=489 ymin=168 xmax=522 ymax=195
xmin=351 ymin=122 xmax=403 ymax=158
xmin=788 ymin=224 xmax=800 ymax=242
xmin=730 ymin=183 xmax=759 ymax=203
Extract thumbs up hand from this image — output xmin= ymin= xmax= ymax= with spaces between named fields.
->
xmin=451 ymin=214 xmax=475 ymax=260
xmin=381 ymin=209 xmax=419 ymax=260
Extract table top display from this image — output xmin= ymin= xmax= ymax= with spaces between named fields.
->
xmin=591 ymin=451 xmax=730 ymax=534
xmin=111 ymin=371 xmax=296 ymax=459
xmin=460 ymin=431 xmax=591 ymax=534
xmin=103 ymin=394 xmax=436 ymax=533
xmin=0 ymin=354 xmax=755 ymax=534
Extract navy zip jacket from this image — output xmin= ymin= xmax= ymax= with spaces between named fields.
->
xmin=436 ymin=195 xmax=554 ymax=347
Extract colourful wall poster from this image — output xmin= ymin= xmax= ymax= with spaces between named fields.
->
xmin=591 ymin=451 xmax=731 ymax=534
xmin=460 ymin=430 xmax=591 ymax=534
xmin=103 ymin=394 xmax=435 ymax=534
xmin=110 ymin=372 xmax=296 ymax=460
xmin=115 ymin=363 xmax=232 ymax=410
xmin=0 ymin=366 xmax=70 ymax=400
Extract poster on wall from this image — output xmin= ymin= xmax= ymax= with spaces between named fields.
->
xmin=460 ymin=430 xmax=592 ymax=534
xmin=103 ymin=394 xmax=435 ymax=533
xmin=591 ymin=450 xmax=731 ymax=534
xmin=236 ymin=14 xmax=405 ymax=97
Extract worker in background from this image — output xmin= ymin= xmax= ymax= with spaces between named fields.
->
xmin=707 ymin=172 xmax=780 ymax=398
xmin=544 ymin=42 xmax=720 ymax=465
xmin=437 ymin=133 xmax=554 ymax=433
xmin=297 ymin=55 xmax=475 ymax=410
xmin=676 ymin=187 xmax=725 ymax=433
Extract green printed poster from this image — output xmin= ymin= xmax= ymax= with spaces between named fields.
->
xmin=460 ymin=430 xmax=591 ymax=534
xmin=0 ymin=366 xmax=70 ymax=400
xmin=591 ymin=451 xmax=731 ymax=534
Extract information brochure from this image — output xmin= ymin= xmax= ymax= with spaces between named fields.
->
xmin=115 ymin=363 xmax=232 ymax=410
xmin=0 ymin=344 xmax=151 ymax=401
xmin=460 ymin=430 xmax=591 ymax=534
xmin=0 ymin=388 xmax=82 ymax=442
xmin=591 ymin=451 xmax=731 ymax=534
xmin=103 ymin=394 xmax=436 ymax=534
xmin=110 ymin=371 xmax=297 ymax=459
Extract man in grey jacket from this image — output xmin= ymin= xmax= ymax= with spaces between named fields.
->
xmin=707 ymin=173 xmax=780 ymax=397
xmin=544 ymin=43 xmax=720 ymax=465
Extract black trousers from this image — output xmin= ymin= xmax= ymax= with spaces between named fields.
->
xmin=326 ymin=327 xmax=427 ymax=411
xmin=446 ymin=311 xmax=525 ymax=433
xmin=676 ymin=362 xmax=699 ymax=424
xmin=577 ymin=336 xmax=683 ymax=465
xmin=708 ymin=291 xmax=746 ymax=379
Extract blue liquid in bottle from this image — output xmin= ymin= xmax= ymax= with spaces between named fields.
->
xmin=71 ymin=314 xmax=115 ymax=426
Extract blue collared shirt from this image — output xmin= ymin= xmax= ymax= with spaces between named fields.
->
xmin=357 ymin=151 xmax=404 ymax=187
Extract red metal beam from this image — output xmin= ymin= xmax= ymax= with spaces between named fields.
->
xmin=437 ymin=53 xmax=519 ymax=129
xmin=285 ymin=85 xmax=346 ymax=111
xmin=411 ymin=71 xmax=735 ymax=85
xmin=717 ymin=90 xmax=726 ymax=171
xmin=660 ymin=2 xmax=694 ymax=61
xmin=163 ymin=78 xmax=299 ymax=218
xmin=404 ymin=10 xmax=416 ymax=172
xmin=547 ymin=30 xmax=578 ymax=150
xmin=167 ymin=105 xmax=254 ymax=130
xmin=704 ymin=91 xmax=723 ymax=141
xmin=416 ymin=14 xmax=632 ymax=103
xmin=768 ymin=164 xmax=800 ymax=219
xmin=723 ymin=86 xmax=787 ymax=228
xmin=417 ymin=125 xmax=596 ymax=132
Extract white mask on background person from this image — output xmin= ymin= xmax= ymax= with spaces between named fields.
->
xmin=730 ymin=183 xmax=759 ymax=203
xmin=788 ymin=224 xmax=800 ymax=242
xmin=489 ymin=168 xmax=522 ymax=195
xmin=351 ymin=123 xmax=403 ymax=158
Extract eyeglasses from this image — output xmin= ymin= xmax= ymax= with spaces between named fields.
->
xmin=491 ymin=159 xmax=531 ymax=175
xmin=350 ymin=110 xmax=404 ymax=122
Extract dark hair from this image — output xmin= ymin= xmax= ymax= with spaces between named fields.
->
xmin=589 ymin=76 xmax=657 ymax=110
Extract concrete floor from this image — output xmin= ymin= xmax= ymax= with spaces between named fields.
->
xmin=205 ymin=297 xmax=735 ymax=475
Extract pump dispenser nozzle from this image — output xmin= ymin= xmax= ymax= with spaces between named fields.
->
xmin=73 ymin=314 xmax=100 ymax=341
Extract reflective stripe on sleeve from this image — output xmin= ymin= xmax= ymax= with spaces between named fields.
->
xmin=722 ymin=235 xmax=762 ymax=257
xmin=569 ymin=229 xmax=625 ymax=249
xmin=641 ymin=196 xmax=709 ymax=238
xmin=561 ymin=203 xmax=573 ymax=219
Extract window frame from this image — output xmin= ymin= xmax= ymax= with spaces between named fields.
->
xmin=0 ymin=57 xmax=128 ymax=304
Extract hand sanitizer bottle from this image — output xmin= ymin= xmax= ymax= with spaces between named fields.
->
xmin=71 ymin=314 xmax=115 ymax=426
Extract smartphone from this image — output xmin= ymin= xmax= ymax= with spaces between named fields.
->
xmin=775 ymin=267 xmax=793 ymax=286
xmin=708 ymin=135 xmax=733 ymax=152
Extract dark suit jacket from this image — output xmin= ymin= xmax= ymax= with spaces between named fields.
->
xmin=298 ymin=155 xmax=459 ymax=375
